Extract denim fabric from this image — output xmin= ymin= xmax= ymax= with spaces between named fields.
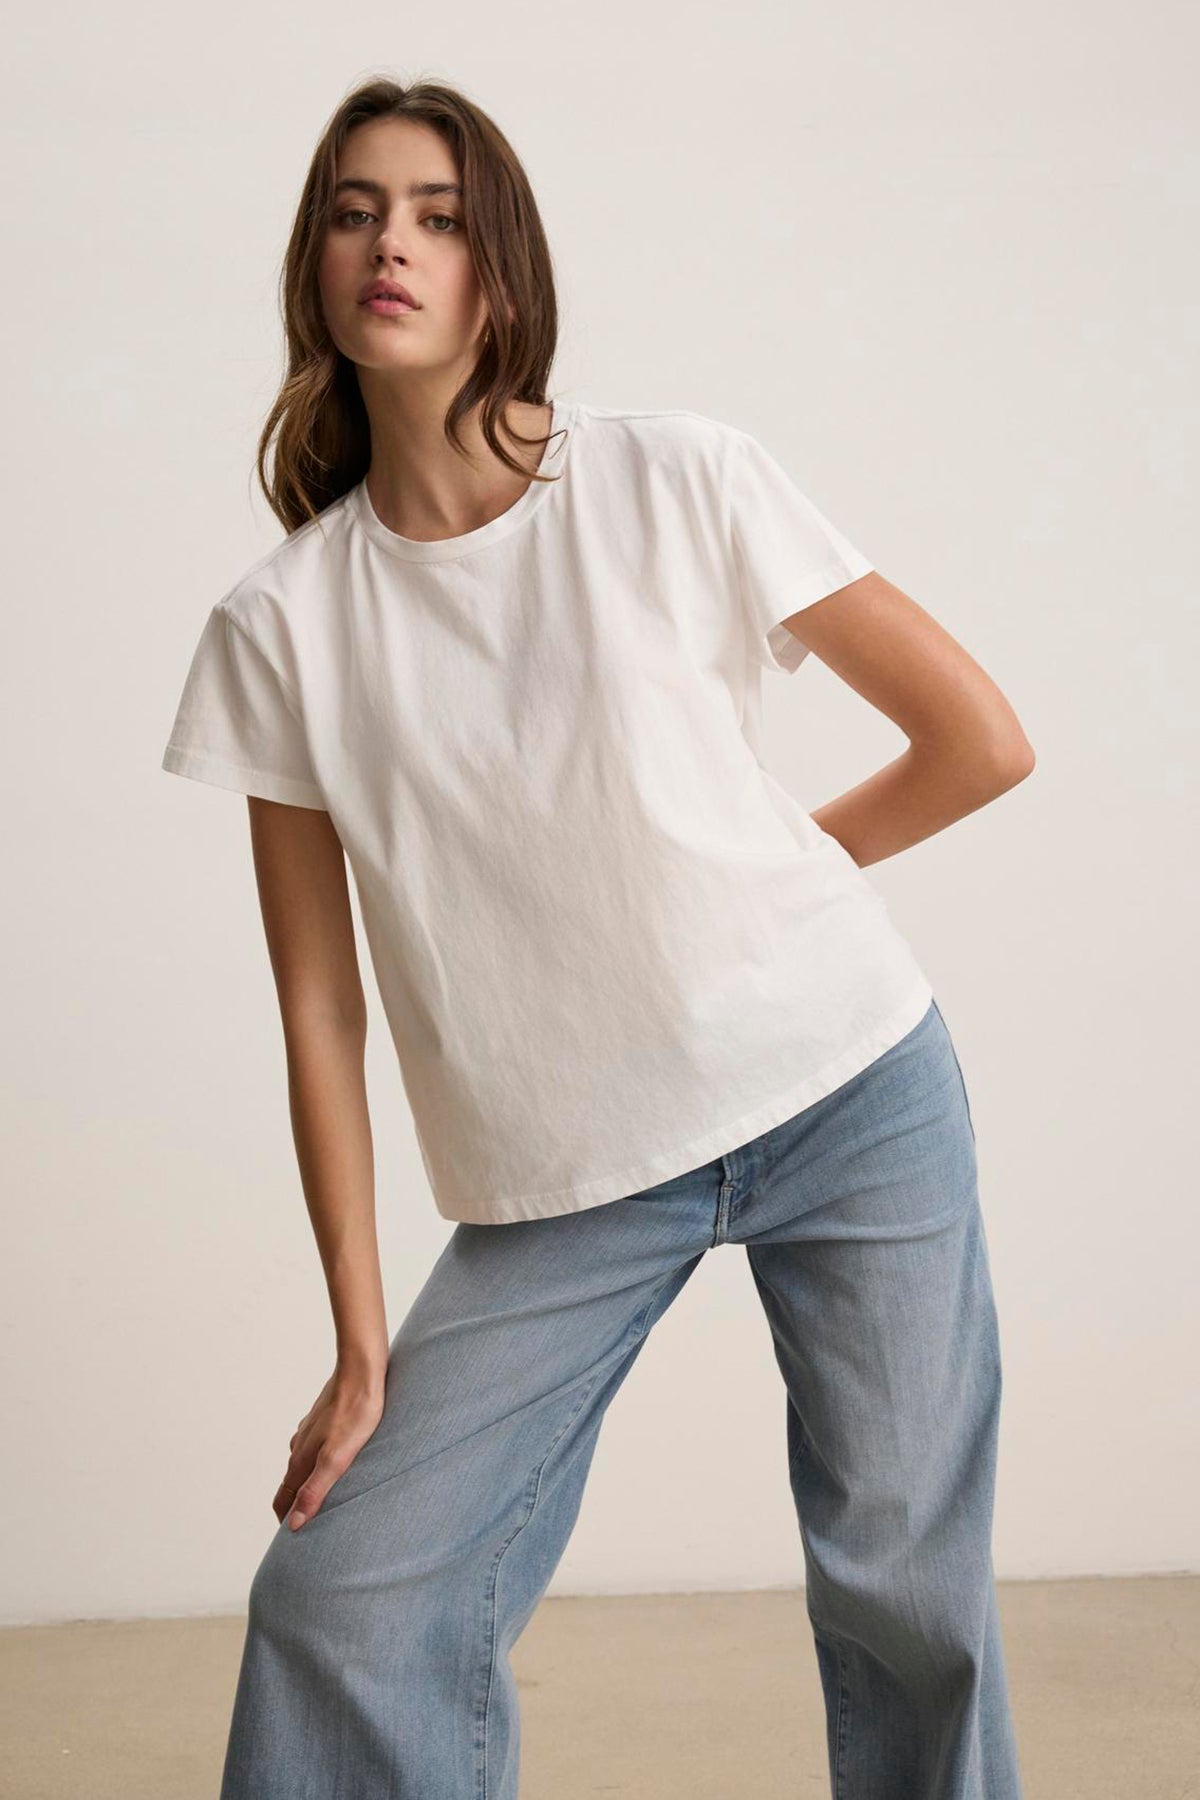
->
xmin=220 ymin=995 xmax=1023 ymax=1798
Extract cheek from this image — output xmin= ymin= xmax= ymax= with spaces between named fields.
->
xmin=440 ymin=248 xmax=486 ymax=325
xmin=317 ymin=234 xmax=355 ymax=304
xmin=315 ymin=241 xmax=363 ymax=352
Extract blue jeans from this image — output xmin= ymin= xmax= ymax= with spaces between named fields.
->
xmin=220 ymin=996 xmax=1023 ymax=1798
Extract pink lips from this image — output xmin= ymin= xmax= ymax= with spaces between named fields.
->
xmin=363 ymin=295 xmax=417 ymax=315
xmin=359 ymin=280 xmax=420 ymax=314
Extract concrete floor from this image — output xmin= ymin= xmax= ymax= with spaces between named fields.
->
xmin=2 ymin=1576 xmax=1197 ymax=1797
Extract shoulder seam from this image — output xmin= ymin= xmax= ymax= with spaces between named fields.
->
xmin=215 ymin=599 xmax=305 ymax=711
xmin=576 ymin=402 xmax=740 ymax=430
xmin=219 ymin=493 xmax=352 ymax=592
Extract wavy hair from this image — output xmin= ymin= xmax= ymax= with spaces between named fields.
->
xmin=255 ymin=76 xmax=565 ymax=533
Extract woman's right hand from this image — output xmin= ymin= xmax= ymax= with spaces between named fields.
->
xmin=273 ymin=1364 xmax=387 ymax=1529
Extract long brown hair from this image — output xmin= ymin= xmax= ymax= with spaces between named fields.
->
xmin=256 ymin=76 xmax=565 ymax=534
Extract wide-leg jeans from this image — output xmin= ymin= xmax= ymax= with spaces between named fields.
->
xmin=219 ymin=994 xmax=1024 ymax=1798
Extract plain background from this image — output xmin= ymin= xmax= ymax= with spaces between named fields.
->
xmin=2 ymin=4 xmax=1195 ymax=1627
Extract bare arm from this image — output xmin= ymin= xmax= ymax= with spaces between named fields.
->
xmin=778 ymin=570 xmax=1036 ymax=867
xmin=246 ymin=795 xmax=388 ymax=1528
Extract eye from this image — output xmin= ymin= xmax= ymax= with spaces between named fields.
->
xmin=334 ymin=208 xmax=374 ymax=227
xmin=425 ymin=213 xmax=462 ymax=233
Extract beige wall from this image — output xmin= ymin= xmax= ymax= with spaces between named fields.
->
xmin=2 ymin=4 xmax=1195 ymax=1625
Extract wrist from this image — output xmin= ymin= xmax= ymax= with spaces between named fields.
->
xmin=336 ymin=1340 xmax=389 ymax=1389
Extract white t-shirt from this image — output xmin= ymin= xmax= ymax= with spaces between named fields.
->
xmin=162 ymin=398 xmax=933 ymax=1225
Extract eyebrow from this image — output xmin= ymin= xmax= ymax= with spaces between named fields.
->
xmin=333 ymin=178 xmax=463 ymax=201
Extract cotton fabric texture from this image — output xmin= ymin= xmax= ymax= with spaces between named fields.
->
xmin=161 ymin=398 xmax=935 ymax=1224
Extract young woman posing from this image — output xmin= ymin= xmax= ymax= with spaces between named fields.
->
xmin=163 ymin=74 xmax=1032 ymax=1800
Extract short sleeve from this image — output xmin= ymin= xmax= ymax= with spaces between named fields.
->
xmin=727 ymin=430 xmax=874 ymax=673
xmin=160 ymin=602 xmax=328 ymax=810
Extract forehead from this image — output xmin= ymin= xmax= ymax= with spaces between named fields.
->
xmin=336 ymin=116 xmax=461 ymax=194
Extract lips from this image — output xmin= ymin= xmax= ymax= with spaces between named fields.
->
xmin=359 ymin=280 xmax=420 ymax=307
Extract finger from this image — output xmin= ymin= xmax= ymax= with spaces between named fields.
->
xmin=273 ymin=1479 xmax=298 ymax=1522
xmin=286 ymin=1446 xmax=352 ymax=1531
xmin=273 ymin=1447 xmax=312 ymax=1521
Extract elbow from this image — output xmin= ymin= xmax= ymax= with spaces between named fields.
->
xmin=917 ymin=727 xmax=1035 ymax=802
xmin=282 ymin=989 xmax=369 ymax=1047
xmin=963 ymin=700 xmax=1037 ymax=794
xmin=974 ymin=734 xmax=1035 ymax=799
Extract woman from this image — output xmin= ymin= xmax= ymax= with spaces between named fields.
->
xmin=162 ymin=75 xmax=1032 ymax=1800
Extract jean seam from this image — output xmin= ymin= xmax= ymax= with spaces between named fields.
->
xmin=933 ymin=997 xmax=977 ymax=1145
xmin=474 ymin=1265 xmax=687 ymax=1798
xmin=812 ymin=1624 xmax=851 ymax=1798
xmin=950 ymin=1043 xmax=977 ymax=1143
xmin=474 ymin=1373 xmax=600 ymax=1800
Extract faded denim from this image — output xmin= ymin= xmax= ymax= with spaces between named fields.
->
xmin=220 ymin=994 xmax=1024 ymax=1798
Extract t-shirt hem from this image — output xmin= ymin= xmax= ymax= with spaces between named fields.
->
xmin=161 ymin=745 xmax=328 ymax=810
xmin=763 ymin=555 xmax=875 ymax=673
xmin=434 ymin=976 xmax=936 ymax=1226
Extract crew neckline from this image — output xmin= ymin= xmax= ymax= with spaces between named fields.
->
xmin=349 ymin=396 xmax=576 ymax=563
